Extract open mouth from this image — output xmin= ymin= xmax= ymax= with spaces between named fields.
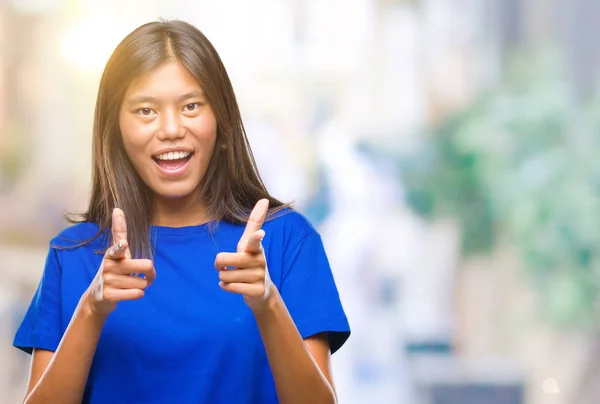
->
xmin=152 ymin=150 xmax=193 ymax=172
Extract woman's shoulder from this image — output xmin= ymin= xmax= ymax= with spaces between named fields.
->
xmin=50 ymin=221 xmax=105 ymax=249
xmin=264 ymin=208 xmax=319 ymax=243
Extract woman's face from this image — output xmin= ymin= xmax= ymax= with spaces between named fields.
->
xmin=119 ymin=61 xmax=217 ymax=201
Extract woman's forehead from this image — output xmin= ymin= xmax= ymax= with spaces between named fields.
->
xmin=124 ymin=61 xmax=205 ymax=101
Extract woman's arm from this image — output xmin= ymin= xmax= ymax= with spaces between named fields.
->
xmin=24 ymin=295 xmax=107 ymax=404
xmin=252 ymin=288 xmax=337 ymax=404
xmin=217 ymin=200 xmax=338 ymax=404
xmin=23 ymin=208 xmax=155 ymax=403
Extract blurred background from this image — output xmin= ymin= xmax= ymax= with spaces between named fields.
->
xmin=2 ymin=0 xmax=600 ymax=403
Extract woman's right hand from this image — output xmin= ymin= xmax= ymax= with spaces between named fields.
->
xmin=84 ymin=208 xmax=156 ymax=317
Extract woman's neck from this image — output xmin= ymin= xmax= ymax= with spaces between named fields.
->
xmin=151 ymin=193 xmax=211 ymax=228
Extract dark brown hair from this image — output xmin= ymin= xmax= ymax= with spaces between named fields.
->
xmin=68 ymin=20 xmax=289 ymax=257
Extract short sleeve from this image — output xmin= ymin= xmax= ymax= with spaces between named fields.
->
xmin=13 ymin=246 xmax=63 ymax=354
xmin=279 ymin=231 xmax=350 ymax=354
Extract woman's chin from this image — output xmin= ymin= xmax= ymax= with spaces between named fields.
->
xmin=152 ymin=186 xmax=199 ymax=201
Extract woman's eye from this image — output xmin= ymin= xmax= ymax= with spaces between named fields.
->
xmin=136 ymin=108 xmax=154 ymax=116
xmin=183 ymin=103 xmax=200 ymax=112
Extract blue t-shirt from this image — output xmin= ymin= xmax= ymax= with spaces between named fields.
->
xmin=14 ymin=210 xmax=350 ymax=403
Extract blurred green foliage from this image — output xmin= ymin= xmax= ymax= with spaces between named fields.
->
xmin=0 ymin=122 xmax=27 ymax=194
xmin=401 ymin=51 xmax=600 ymax=329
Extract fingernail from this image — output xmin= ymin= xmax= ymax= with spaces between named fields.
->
xmin=118 ymin=240 xmax=123 ymax=249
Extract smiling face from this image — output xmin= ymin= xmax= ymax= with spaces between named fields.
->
xmin=118 ymin=61 xmax=218 ymax=202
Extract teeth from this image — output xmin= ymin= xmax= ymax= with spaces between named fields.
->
xmin=156 ymin=151 xmax=190 ymax=161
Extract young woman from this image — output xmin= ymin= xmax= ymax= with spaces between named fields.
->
xmin=14 ymin=20 xmax=350 ymax=403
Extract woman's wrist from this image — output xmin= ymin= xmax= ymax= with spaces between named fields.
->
xmin=250 ymin=286 xmax=281 ymax=317
xmin=78 ymin=291 xmax=109 ymax=324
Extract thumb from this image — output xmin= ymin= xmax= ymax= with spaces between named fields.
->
xmin=111 ymin=208 xmax=130 ymax=258
xmin=237 ymin=199 xmax=269 ymax=252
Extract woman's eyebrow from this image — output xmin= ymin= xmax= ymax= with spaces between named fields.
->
xmin=177 ymin=91 xmax=205 ymax=102
xmin=125 ymin=91 xmax=206 ymax=106
xmin=125 ymin=95 xmax=158 ymax=106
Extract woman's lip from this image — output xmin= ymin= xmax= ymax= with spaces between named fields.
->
xmin=153 ymin=155 xmax=192 ymax=178
xmin=152 ymin=149 xmax=194 ymax=159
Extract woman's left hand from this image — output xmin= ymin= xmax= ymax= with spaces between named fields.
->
xmin=215 ymin=199 xmax=274 ymax=311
